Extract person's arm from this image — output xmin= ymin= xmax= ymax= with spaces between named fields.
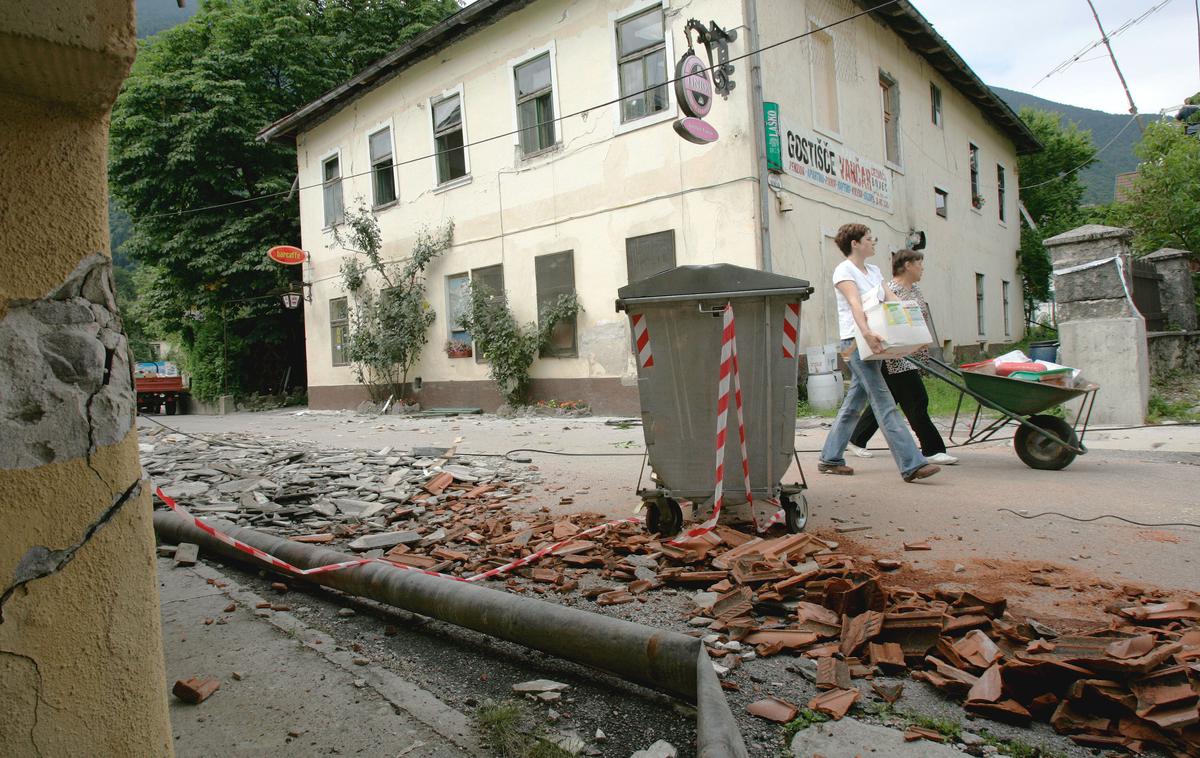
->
xmin=883 ymin=282 xmax=901 ymax=302
xmin=836 ymin=280 xmax=884 ymax=354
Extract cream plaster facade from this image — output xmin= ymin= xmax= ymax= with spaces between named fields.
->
xmin=283 ymin=0 xmax=1032 ymax=412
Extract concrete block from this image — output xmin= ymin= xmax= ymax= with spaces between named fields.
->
xmin=791 ymin=717 xmax=963 ymax=757
xmin=174 ymin=543 xmax=199 ymax=567
xmin=1058 ymin=298 xmax=1136 ymax=322
xmin=1059 ymin=318 xmax=1148 ymax=426
xmin=1054 ymin=263 xmax=1132 ymax=304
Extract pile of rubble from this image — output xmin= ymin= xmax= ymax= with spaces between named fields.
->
xmin=145 ymin=430 xmax=1199 ymax=754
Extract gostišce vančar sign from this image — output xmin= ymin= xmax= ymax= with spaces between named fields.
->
xmin=763 ymin=102 xmax=893 ymax=213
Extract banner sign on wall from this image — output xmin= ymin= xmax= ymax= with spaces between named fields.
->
xmin=763 ymin=102 xmax=893 ymax=213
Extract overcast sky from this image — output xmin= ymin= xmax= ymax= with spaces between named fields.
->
xmin=914 ymin=0 xmax=1200 ymax=115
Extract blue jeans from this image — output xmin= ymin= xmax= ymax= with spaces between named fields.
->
xmin=820 ymin=339 xmax=928 ymax=478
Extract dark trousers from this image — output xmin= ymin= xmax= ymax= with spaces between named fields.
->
xmin=849 ymin=367 xmax=947 ymax=456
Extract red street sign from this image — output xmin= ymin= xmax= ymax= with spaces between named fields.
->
xmin=267 ymin=245 xmax=307 ymax=265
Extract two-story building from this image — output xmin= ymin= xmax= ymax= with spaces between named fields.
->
xmin=260 ymin=0 xmax=1039 ymax=413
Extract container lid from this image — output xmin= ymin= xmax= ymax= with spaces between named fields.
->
xmin=616 ymin=264 xmax=813 ymax=310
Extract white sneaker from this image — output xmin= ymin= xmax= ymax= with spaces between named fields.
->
xmin=848 ymin=444 xmax=874 ymax=458
xmin=927 ymin=452 xmax=959 ymax=465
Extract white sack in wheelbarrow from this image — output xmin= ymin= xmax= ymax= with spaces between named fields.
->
xmin=854 ymin=299 xmax=932 ymax=361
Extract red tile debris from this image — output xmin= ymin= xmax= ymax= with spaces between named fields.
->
xmin=746 ymin=696 xmax=799 ymax=723
xmin=903 ymin=726 xmax=945 ymax=742
xmin=808 ymin=687 xmax=859 ymax=720
xmin=173 ymin=677 xmax=220 ymax=704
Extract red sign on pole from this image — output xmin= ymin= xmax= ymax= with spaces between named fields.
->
xmin=267 ymin=245 xmax=307 ymax=265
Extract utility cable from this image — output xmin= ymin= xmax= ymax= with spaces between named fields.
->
xmin=1032 ymin=0 xmax=1174 ymax=88
xmin=998 ymin=508 xmax=1200 ymax=529
xmin=137 ymin=0 xmax=901 ymax=221
xmin=1019 ymin=113 xmax=1139 ymax=190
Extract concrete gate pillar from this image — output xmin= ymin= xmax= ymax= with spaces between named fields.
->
xmin=0 ymin=2 xmax=175 ymax=756
xmin=1142 ymin=248 xmax=1197 ymax=331
xmin=1043 ymin=225 xmax=1148 ymax=426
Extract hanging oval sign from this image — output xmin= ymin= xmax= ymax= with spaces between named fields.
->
xmin=673 ymin=117 xmax=719 ymax=145
xmin=267 ymin=245 xmax=307 ymax=265
xmin=674 ymin=53 xmax=713 ymax=119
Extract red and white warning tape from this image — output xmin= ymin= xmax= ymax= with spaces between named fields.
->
xmin=781 ymin=302 xmax=800 ymax=358
xmin=631 ymin=312 xmax=654 ymax=368
xmin=156 ymin=486 xmax=641 ymax=584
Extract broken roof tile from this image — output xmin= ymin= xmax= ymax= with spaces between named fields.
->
xmin=746 ymin=697 xmax=799 ymax=724
xmin=808 ymin=688 xmax=860 ymax=720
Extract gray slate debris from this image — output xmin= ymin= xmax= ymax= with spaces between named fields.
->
xmin=511 ymin=679 xmax=570 ymax=694
xmin=629 ymin=740 xmax=677 ymax=758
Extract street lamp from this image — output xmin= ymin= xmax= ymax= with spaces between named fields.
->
xmin=281 ymin=292 xmax=302 ymax=309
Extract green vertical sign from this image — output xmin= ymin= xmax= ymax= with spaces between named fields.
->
xmin=763 ymin=101 xmax=782 ymax=173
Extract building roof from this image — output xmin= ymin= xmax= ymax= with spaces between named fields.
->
xmin=258 ymin=0 xmax=1041 ymax=155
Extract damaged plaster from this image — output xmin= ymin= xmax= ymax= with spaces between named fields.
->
xmin=0 ymin=253 xmax=134 ymax=470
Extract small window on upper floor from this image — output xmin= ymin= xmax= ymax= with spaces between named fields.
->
xmin=432 ymin=93 xmax=468 ymax=185
xmin=616 ymin=6 xmax=668 ymax=123
xmin=969 ymin=143 xmax=982 ymax=210
xmin=322 ymin=154 xmax=344 ymax=228
xmin=515 ymin=53 xmax=556 ymax=155
xmin=879 ymin=72 xmax=900 ymax=166
xmin=930 ymin=83 xmax=943 ymax=128
xmin=810 ymin=24 xmax=839 ymax=136
xmin=997 ymin=164 xmax=1007 ymax=223
xmin=935 ymin=187 xmax=948 ymax=218
xmin=369 ymin=127 xmax=396 ymax=207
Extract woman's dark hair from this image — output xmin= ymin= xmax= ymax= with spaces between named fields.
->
xmin=891 ymin=248 xmax=924 ymax=276
xmin=834 ymin=223 xmax=870 ymax=255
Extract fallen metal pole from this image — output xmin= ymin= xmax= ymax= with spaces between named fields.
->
xmin=153 ymin=510 xmax=749 ymax=758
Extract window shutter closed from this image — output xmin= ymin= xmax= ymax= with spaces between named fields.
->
xmin=535 ymin=251 xmax=576 ymax=357
xmin=625 ymin=230 xmax=676 ymax=283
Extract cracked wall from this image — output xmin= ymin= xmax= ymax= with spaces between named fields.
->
xmin=0 ymin=2 xmax=173 ymax=755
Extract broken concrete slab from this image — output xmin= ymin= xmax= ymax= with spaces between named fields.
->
xmin=511 ymin=679 xmax=570 ymax=694
xmin=174 ymin=543 xmax=199 ymax=567
xmin=790 ymin=717 xmax=966 ymax=757
xmin=348 ymin=531 xmax=421 ymax=552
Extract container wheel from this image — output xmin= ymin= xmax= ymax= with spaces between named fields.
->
xmin=644 ymin=497 xmax=683 ymax=537
xmin=784 ymin=493 xmax=809 ymax=533
xmin=1014 ymin=414 xmax=1078 ymax=470
xmin=165 ymin=398 xmax=178 ymax=416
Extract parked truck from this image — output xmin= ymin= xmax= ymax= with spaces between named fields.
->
xmin=135 ymin=361 xmax=188 ymax=415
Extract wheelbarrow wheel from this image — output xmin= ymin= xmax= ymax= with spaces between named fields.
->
xmin=1014 ymin=414 xmax=1078 ymax=471
xmin=644 ymin=497 xmax=683 ymax=537
xmin=783 ymin=494 xmax=809 ymax=534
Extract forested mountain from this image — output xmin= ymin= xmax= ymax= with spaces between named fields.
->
xmin=992 ymin=86 xmax=1143 ymax=205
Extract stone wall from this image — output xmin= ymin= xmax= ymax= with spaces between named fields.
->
xmin=1147 ymin=331 xmax=1200 ymax=377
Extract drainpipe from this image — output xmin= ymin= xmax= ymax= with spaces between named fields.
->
xmin=743 ymin=0 xmax=773 ymax=272
xmin=153 ymin=511 xmax=749 ymax=758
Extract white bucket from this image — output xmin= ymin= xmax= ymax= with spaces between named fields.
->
xmin=806 ymin=371 xmax=845 ymax=410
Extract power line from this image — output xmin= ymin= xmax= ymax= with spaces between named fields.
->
xmin=138 ymin=0 xmax=901 ymax=221
xmin=1019 ymin=113 xmax=1140 ymax=191
xmin=1032 ymin=0 xmax=1174 ymax=88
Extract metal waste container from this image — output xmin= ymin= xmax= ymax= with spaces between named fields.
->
xmin=616 ymin=264 xmax=814 ymax=536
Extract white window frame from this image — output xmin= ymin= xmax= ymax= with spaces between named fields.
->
xmin=934 ymin=186 xmax=948 ymax=219
xmin=318 ymin=146 xmax=344 ymax=230
xmin=366 ymin=118 xmax=398 ymax=210
xmin=930 ymin=82 xmax=943 ymax=128
xmin=976 ymin=273 xmax=987 ymax=336
xmin=428 ymin=83 xmax=471 ymax=190
xmin=609 ymin=0 xmax=676 ymax=137
xmin=445 ymin=271 xmax=471 ymax=345
xmin=807 ymin=16 xmax=842 ymax=142
xmin=508 ymin=41 xmax=563 ymax=158
xmin=1002 ymin=280 xmax=1012 ymax=337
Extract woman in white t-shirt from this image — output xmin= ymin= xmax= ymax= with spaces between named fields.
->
xmin=817 ymin=223 xmax=940 ymax=482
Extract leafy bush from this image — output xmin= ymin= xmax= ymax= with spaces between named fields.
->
xmin=335 ymin=206 xmax=453 ymax=402
xmin=459 ymin=284 xmax=581 ymax=406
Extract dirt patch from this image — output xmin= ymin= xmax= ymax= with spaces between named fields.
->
xmin=1138 ymin=529 xmax=1182 ymax=543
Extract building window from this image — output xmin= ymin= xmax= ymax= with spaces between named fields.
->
xmin=969 ymin=143 xmax=981 ymax=209
xmin=935 ymin=187 xmax=948 ymax=218
xmin=446 ymin=273 xmax=471 ymax=348
xmin=996 ymin=164 xmax=1007 ymax=223
xmin=330 ymin=297 xmax=349 ymax=366
xmin=369 ymin=127 xmax=396 ymax=207
xmin=515 ymin=53 xmax=555 ymax=155
xmin=469 ymin=264 xmax=505 ymax=363
xmin=976 ymin=273 xmax=986 ymax=335
xmin=322 ymin=154 xmax=343 ymax=228
xmin=879 ymin=72 xmax=900 ymax=165
xmin=535 ymin=251 xmax=577 ymax=357
xmin=626 ymin=230 xmax=676 ymax=283
xmin=930 ymin=82 xmax=942 ymax=127
xmin=810 ymin=24 xmax=839 ymax=135
xmin=1002 ymin=280 xmax=1012 ymax=336
xmin=616 ymin=6 xmax=668 ymax=123
xmin=432 ymin=92 xmax=467 ymax=184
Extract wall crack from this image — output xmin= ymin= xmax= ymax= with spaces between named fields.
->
xmin=0 ymin=648 xmax=46 ymax=758
xmin=0 ymin=477 xmax=142 ymax=623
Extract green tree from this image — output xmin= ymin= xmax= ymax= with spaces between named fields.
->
xmin=1016 ymin=107 xmax=1098 ymax=321
xmin=336 ymin=206 xmax=453 ymax=403
xmin=1108 ymin=119 xmax=1200 ymax=254
xmin=109 ymin=0 xmax=459 ymax=400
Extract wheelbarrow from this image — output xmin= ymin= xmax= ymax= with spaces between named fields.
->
xmin=908 ymin=355 xmax=1099 ymax=470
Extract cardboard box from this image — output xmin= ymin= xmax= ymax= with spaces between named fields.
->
xmin=854 ymin=300 xmax=932 ymax=360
